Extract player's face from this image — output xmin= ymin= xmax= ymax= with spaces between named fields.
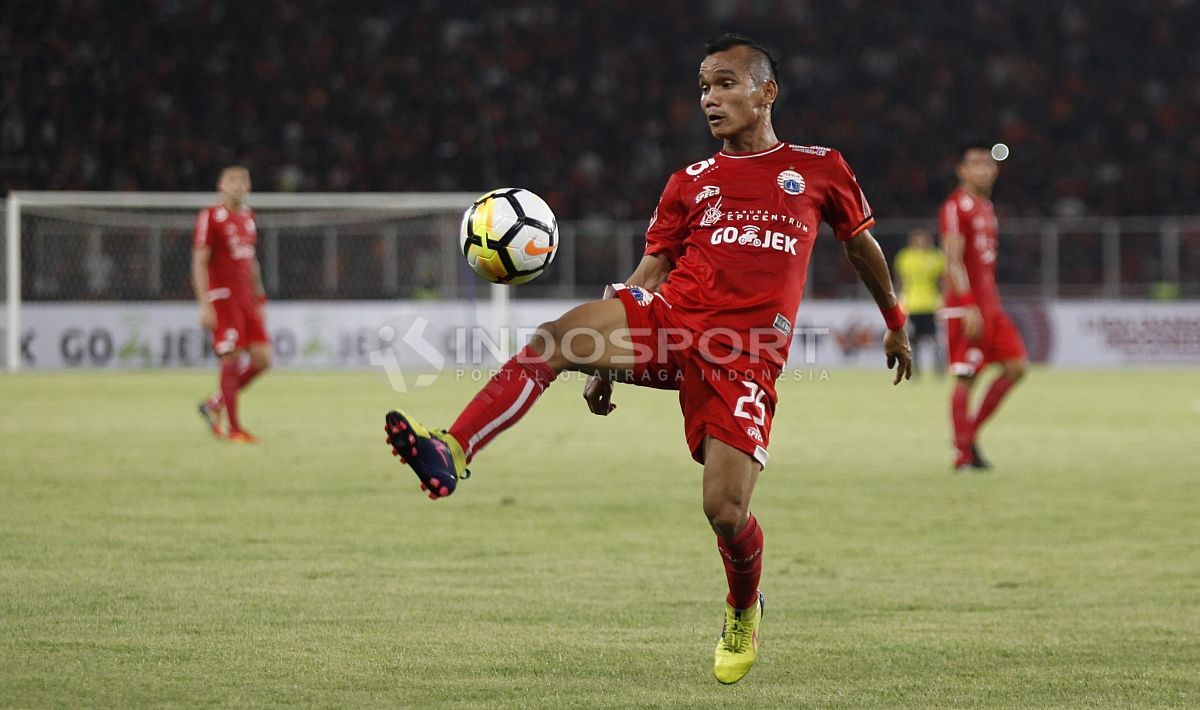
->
xmin=957 ymin=150 xmax=998 ymax=193
xmin=218 ymin=168 xmax=251 ymax=202
xmin=698 ymin=47 xmax=775 ymax=142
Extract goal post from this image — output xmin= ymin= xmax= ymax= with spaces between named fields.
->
xmin=3 ymin=191 xmax=515 ymax=372
xmin=5 ymin=194 xmax=18 ymax=373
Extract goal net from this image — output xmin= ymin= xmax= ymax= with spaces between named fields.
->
xmin=3 ymin=191 xmax=519 ymax=372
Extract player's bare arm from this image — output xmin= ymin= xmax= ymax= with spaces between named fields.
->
xmin=626 ymin=253 xmax=673 ymax=292
xmin=191 ymin=245 xmax=216 ymax=331
xmin=942 ymin=231 xmax=983 ymax=339
xmin=843 ymin=229 xmax=913 ymax=384
xmin=582 ymin=253 xmax=674 ymax=415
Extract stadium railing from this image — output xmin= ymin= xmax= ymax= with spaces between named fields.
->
xmin=4 ymin=191 xmax=1197 ymax=371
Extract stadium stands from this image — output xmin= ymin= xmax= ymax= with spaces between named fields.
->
xmin=3 ymin=0 xmax=1197 ymax=295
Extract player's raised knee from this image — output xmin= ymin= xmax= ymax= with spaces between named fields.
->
xmin=527 ymin=319 xmax=564 ymax=364
xmin=534 ymin=317 xmax=606 ymax=371
xmin=251 ymin=348 xmax=273 ymax=371
xmin=1003 ymin=359 xmax=1027 ymax=381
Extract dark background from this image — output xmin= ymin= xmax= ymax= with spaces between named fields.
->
xmin=4 ymin=0 xmax=1198 ymax=222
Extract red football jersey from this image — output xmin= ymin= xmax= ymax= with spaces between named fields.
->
xmin=645 ymin=142 xmax=874 ymax=366
xmin=193 ymin=204 xmax=258 ymax=301
xmin=938 ymin=187 xmax=1001 ymax=314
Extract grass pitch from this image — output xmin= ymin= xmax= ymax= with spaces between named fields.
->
xmin=1 ymin=368 xmax=1198 ymax=708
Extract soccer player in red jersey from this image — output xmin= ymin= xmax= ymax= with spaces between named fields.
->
xmin=939 ymin=143 xmax=1027 ymax=471
xmin=383 ymin=34 xmax=911 ymax=683
xmin=192 ymin=165 xmax=271 ymax=443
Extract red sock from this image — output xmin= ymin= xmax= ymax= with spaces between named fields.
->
xmin=716 ymin=514 xmax=763 ymax=610
xmin=208 ymin=359 xmax=264 ymax=408
xmin=237 ymin=361 xmax=265 ymax=391
xmin=448 ymin=345 xmax=556 ymax=461
xmin=973 ymin=376 xmax=1016 ymax=434
xmin=951 ymin=382 xmax=973 ymax=454
xmin=220 ymin=358 xmax=243 ymax=433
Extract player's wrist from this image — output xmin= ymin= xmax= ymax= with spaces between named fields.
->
xmin=881 ymin=303 xmax=906 ymax=331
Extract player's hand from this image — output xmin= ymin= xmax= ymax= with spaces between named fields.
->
xmin=963 ymin=306 xmax=984 ymax=341
xmin=199 ymin=303 xmax=217 ymax=331
xmin=883 ymin=327 xmax=913 ymax=385
xmin=583 ymin=373 xmax=617 ymax=415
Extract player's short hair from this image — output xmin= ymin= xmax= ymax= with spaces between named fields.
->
xmin=220 ymin=164 xmax=250 ymax=177
xmin=704 ymin=33 xmax=779 ymax=87
xmin=956 ymin=141 xmax=994 ymax=161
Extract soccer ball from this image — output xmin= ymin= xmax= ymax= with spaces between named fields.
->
xmin=460 ymin=188 xmax=558 ymax=285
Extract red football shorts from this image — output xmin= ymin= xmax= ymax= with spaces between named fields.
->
xmin=211 ymin=297 xmax=270 ymax=356
xmin=614 ymin=285 xmax=778 ymax=469
xmin=945 ymin=307 xmax=1027 ymax=377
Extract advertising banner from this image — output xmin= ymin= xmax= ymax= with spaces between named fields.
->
xmin=3 ymin=300 xmax=1198 ymax=371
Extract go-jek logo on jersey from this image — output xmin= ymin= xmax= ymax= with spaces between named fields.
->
xmin=710 ymin=225 xmax=798 ymax=255
xmin=226 ymin=234 xmax=256 ymax=261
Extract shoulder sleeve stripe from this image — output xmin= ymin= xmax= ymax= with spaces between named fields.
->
xmin=849 ymin=216 xmax=875 ymax=238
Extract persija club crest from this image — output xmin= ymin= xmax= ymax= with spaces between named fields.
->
xmin=777 ymin=170 xmax=805 ymax=195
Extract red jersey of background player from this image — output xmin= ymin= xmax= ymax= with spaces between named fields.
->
xmin=193 ymin=205 xmax=258 ymax=302
xmin=646 ymin=142 xmax=874 ymax=366
xmin=938 ymin=187 xmax=1001 ymax=314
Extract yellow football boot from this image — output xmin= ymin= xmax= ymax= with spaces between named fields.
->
xmin=713 ymin=591 xmax=764 ymax=684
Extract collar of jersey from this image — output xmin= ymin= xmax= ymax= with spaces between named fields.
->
xmin=719 ymin=142 xmax=785 ymax=159
xmin=956 ymin=186 xmax=993 ymax=206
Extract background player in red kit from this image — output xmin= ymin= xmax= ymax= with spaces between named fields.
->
xmin=192 ymin=165 xmax=271 ymax=443
xmin=382 ymin=34 xmax=912 ymax=683
xmin=939 ymin=143 xmax=1027 ymax=470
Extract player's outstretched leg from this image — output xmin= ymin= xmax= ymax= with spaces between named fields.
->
xmin=382 ymin=298 xmax=631 ymax=499
xmin=385 ymin=410 xmax=469 ymax=500
xmin=382 ymin=342 xmax=553 ymax=499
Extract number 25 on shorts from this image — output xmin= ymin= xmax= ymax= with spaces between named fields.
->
xmin=733 ymin=381 xmax=767 ymax=426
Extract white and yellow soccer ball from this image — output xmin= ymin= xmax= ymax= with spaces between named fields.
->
xmin=460 ymin=188 xmax=558 ymax=285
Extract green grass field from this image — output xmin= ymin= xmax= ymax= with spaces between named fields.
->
xmin=2 ymin=368 xmax=1198 ymax=708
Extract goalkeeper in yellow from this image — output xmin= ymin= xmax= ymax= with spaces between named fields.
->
xmin=893 ymin=229 xmax=946 ymax=376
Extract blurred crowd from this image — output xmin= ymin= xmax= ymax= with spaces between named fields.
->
xmin=4 ymin=0 xmax=1198 ymax=222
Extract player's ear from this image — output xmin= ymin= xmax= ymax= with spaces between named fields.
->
xmin=760 ymin=79 xmax=778 ymax=108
